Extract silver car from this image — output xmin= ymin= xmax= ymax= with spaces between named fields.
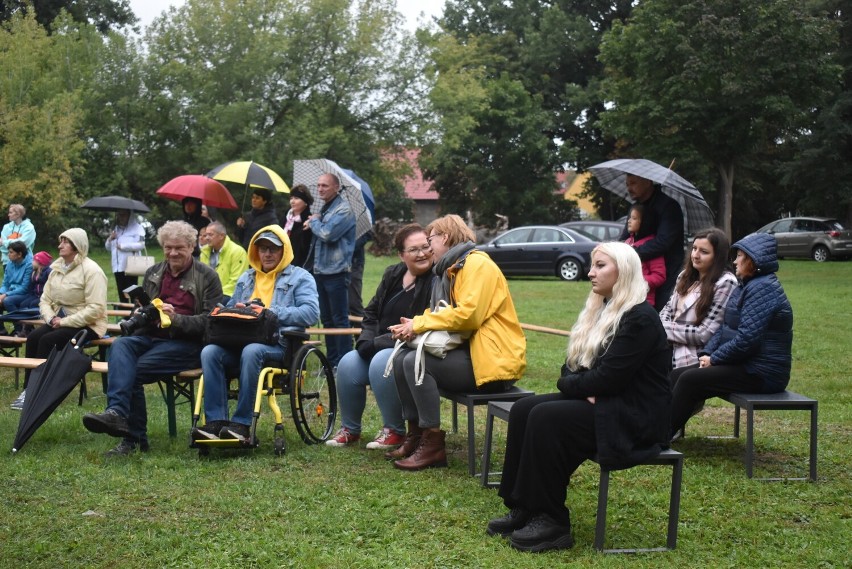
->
xmin=756 ymin=217 xmax=852 ymax=262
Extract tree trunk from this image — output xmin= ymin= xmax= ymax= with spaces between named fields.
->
xmin=716 ymin=162 xmax=735 ymax=240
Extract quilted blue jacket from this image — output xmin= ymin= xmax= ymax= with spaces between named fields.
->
xmin=701 ymin=233 xmax=793 ymax=392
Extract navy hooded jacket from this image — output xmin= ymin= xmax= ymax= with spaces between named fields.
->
xmin=701 ymin=233 xmax=793 ymax=392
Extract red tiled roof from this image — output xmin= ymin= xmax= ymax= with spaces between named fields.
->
xmin=387 ymin=148 xmax=439 ymax=201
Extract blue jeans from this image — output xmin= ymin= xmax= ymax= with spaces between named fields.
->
xmin=106 ymin=335 xmax=203 ymax=444
xmin=2 ymin=293 xmax=38 ymax=312
xmin=314 ymin=272 xmax=352 ymax=366
xmin=336 ymin=348 xmax=403 ymax=435
xmin=200 ymin=342 xmax=286 ymax=426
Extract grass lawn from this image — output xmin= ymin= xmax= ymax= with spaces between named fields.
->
xmin=0 ymin=250 xmax=849 ymax=568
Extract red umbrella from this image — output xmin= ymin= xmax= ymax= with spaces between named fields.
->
xmin=156 ymin=175 xmax=238 ymax=210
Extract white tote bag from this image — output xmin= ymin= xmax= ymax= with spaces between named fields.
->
xmin=124 ymin=248 xmax=155 ymax=276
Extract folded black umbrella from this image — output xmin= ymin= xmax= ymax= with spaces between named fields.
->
xmin=12 ymin=330 xmax=93 ymax=452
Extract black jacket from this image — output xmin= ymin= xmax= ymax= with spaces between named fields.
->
xmin=238 ymin=203 xmax=278 ymax=249
xmin=557 ymin=302 xmax=672 ymax=470
xmin=354 ymin=262 xmax=433 ymax=360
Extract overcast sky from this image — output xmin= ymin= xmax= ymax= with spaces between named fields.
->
xmin=128 ymin=0 xmax=444 ymax=31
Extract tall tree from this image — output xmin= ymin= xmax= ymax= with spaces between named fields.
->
xmin=599 ymin=0 xmax=840 ymax=237
xmin=0 ymin=0 xmax=136 ymax=33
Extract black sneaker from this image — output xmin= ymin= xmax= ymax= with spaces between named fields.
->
xmin=192 ymin=420 xmax=229 ymax=441
xmin=509 ymin=513 xmax=574 ymax=553
xmin=487 ymin=508 xmax=531 ymax=537
xmin=103 ymin=439 xmax=150 ymax=458
xmin=83 ymin=409 xmax=130 ymax=438
xmin=219 ymin=422 xmax=251 ymax=442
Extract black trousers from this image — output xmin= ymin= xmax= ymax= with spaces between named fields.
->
xmin=24 ymin=325 xmax=94 ymax=387
xmin=669 ymin=363 xmax=764 ymax=435
xmin=498 ymin=393 xmax=596 ymax=525
xmin=114 ymin=271 xmax=139 ymax=302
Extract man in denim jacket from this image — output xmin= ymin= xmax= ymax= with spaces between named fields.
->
xmin=305 ymin=173 xmax=356 ymax=366
xmin=192 ymin=225 xmax=320 ymax=442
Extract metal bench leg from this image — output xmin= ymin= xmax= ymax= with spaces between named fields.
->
xmin=450 ymin=401 xmax=458 ymax=434
xmin=466 ymin=402 xmax=476 ymax=476
xmin=744 ymin=405 xmax=754 ymax=478
xmin=809 ymin=404 xmax=818 ymax=481
xmin=734 ymin=404 xmax=741 ymax=438
xmin=667 ymin=456 xmax=683 ymax=549
xmin=481 ymin=410 xmax=496 ymax=488
xmin=594 ymin=469 xmax=610 ymax=551
xmin=165 ymin=379 xmax=177 ymax=437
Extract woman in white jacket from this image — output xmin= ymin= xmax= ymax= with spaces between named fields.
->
xmin=105 ymin=210 xmax=146 ymax=302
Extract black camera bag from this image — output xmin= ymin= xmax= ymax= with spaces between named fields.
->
xmin=206 ymin=304 xmax=279 ymax=349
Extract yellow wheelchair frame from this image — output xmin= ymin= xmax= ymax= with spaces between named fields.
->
xmin=189 ymin=333 xmax=337 ymax=456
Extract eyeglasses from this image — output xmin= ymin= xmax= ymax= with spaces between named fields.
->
xmin=427 ymin=233 xmax=444 ymax=246
xmin=258 ymin=245 xmax=282 ymax=254
xmin=403 ymin=245 xmax=432 ymax=255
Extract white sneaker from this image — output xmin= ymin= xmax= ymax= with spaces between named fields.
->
xmin=10 ymin=389 xmax=26 ymax=410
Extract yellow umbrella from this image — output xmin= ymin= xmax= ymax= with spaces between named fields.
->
xmin=206 ymin=160 xmax=290 ymax=210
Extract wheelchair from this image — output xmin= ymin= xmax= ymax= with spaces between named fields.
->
xmin=189 ymin=331 xmax=337 ymax=456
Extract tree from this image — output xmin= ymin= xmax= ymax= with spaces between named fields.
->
xmin=0 ymin=0 xmax=136 ymax=33
xmin=599 ymin=0 xmax=840 ymax=237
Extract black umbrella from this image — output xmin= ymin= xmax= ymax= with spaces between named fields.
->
xmin=81 ymin=195 xmax=150 ymax=213
xmin=12 ymin=330 xmax=93 ymax=452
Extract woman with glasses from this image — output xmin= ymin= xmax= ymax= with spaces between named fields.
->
xmin=327 ymin=224 xmax=435 ymax=450
xmin=388 ymin=214 xmax=526 ymax=471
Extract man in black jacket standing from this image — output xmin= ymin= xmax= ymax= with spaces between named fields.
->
xmin=620 ymin=174 xmax=684 ymax=310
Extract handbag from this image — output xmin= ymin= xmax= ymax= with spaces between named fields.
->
xmin=205 ymin=304 xmax=280 ymax=350
xmin=383 ymin=300 xmax=470 ymax=385
xmin=124 ymin=248 xmax=155 ymax=277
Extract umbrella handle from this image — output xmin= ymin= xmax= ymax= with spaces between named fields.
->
xmin=71 ymin=329 xmax=90 ymax=350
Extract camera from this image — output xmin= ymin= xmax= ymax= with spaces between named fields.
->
xmin=118 ymin=285 xmax=159 ymax=336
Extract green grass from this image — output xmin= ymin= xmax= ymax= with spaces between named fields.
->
xmin=0 ymin=253 xmax=849 ymax=567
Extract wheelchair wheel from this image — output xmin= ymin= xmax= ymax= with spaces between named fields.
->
xmin=289 ymin=344 xmax=337 ymax=444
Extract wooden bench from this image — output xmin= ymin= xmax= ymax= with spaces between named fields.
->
xmin=0 ymin=336 xmax=28 ymax=387
xmin=717 ymin=390 xmax=818 ymax=481
xmin=438 ymin=386 xmax=535 ymax=476
xmin=480 ymin=400 xmax=682 ymax=553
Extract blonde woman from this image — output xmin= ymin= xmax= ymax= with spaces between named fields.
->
xmin=487 ymin=242 xmax=671 ymax=553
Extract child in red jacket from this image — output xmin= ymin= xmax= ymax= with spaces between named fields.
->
xmin=624 ymin=204 xmax=666 ymax=306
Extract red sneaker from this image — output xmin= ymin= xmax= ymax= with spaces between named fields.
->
xmin=366 ymin=427 xmax=405 ymax=450
xmin=325 ymin=427 xmax=360 ymax=447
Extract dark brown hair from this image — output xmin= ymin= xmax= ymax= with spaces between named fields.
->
xmin=675 ymin=227 xmax=731 ymax=323
xmin=394 ymin=223 xmax=426 ymax=252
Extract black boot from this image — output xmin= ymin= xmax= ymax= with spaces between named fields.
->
xmin=487 ymin=508 xmax=530 ymax=537
xmin=509 ymin=513 xmax=574 ymax=553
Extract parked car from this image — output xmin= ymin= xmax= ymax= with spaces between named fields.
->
xmin=755 ymin=216 xmax=852 ymax=262
xmin=561 ymin=220 xmax=625 ymax=242
xmin=480 ymin=225 xmax=598 ymax=281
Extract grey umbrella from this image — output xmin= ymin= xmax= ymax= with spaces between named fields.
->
xmin=292 ymin=159 xmax=373 ymax=240
xmin=588 ymin=159 xmax=715 ymax=234
xmin=81 ymin=195 xmax=150 ymax=213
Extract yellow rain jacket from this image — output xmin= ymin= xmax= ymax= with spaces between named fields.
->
xmin=411 ymin=250 xmax=526 ymax=386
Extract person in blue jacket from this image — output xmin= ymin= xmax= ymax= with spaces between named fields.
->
xmin=0 ymin=242 xmax=33 ymax=314
xmin=669 ymin=232 xmax=793 ymax=438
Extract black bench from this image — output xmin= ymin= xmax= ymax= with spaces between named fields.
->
xmin=719 ymin=390 xmax=818 ymax=481
xmin=438 ymin=386 xmax=534 ymax=476
xmin=480 ymin=400 xmax=683 ymax=553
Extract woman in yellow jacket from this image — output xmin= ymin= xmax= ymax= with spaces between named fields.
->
xmin=389 ymin=214 xmax=526 ymax=471
xmin=13 ymin=228 xmax=107 ymax=409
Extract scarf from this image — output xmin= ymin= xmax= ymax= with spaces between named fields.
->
xmin=283 ymin=209 xmax=298 ymax=233
xmin=430 ymin=241 xmax=476 ymax=309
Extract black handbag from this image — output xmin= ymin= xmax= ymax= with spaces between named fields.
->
xmin=205 ymin=304 xmax=279 ymax=349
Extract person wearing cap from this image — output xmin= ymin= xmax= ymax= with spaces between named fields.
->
xmin=199 ymin=221 xmax=248 ymax=301
xmin=105 ymin=209 xmax=147 ymax=303
xmin=236 ymin=188 xmax=278 ymax=249
xmin=193 ymin=224 xmax=319 ymax=442
xmin=4 ymin=250 xmax=52 ymax=313
xmin=12 ymin=229 xmax=108 ymax=410
xmin=82 ymin=221 xmax=223 ymax=456
xmin=305 ymin=173 xmax=356 ymax=366
xmin=669 ymin=232 xmax=793 ymax=440
xmin=280 ymin=184 xmax=313 ymax=268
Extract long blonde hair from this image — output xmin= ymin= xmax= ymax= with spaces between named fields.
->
xmin=566 ymin=242 xmax=648 ymax=371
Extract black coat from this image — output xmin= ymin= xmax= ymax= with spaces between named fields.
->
xmin=556 ymin=302 xmax=672 ymax=470
xmin=354 ymin=262 xmax=433 ymax=360
xmin=281 ymin=209 xmax=313 ymax=268
xmin=238 ymin=203 xmax=278 ymax=249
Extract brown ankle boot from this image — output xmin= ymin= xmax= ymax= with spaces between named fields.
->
xmin=384 ymin=422 xmax=423 ymax=460
xmin=393 ymin=429 xmax=447 ymax=471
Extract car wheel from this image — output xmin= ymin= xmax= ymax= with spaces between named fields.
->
xmin=557 ymin=258 xmax=581 ymax=281
xmin=812 ymin=245 xmax=830 ymax=262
